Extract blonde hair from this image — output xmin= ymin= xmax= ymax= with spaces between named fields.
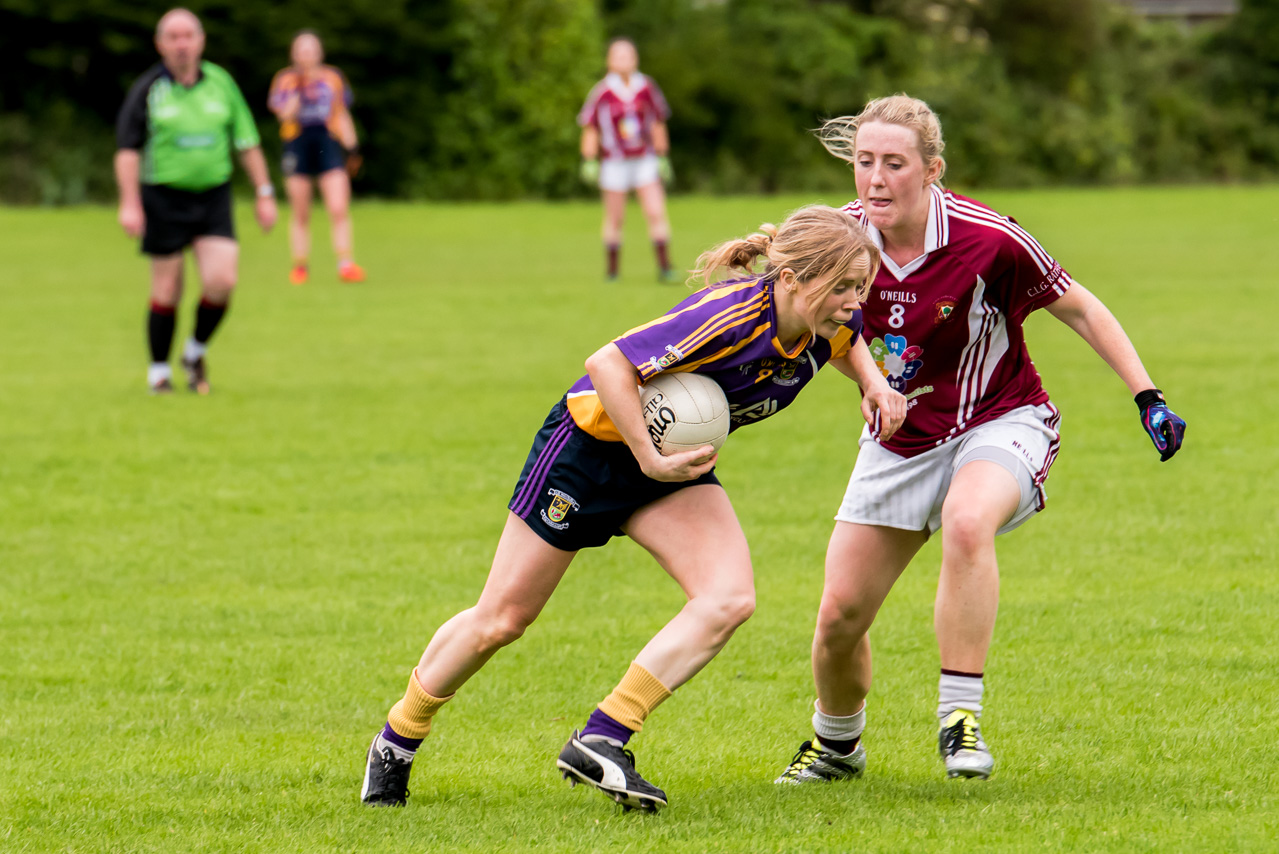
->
xmin=818 ymin=94 xmax=947 ymax=183
xmin=691 ymin=205 xmax=880 ymax=304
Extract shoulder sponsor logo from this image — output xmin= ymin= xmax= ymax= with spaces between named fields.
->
xmin=1027 ymin=262 xmax=1065 ymax=299
xmin=647 ymin=344 xmax=685 ymax=373
xmin=541 ymin=488 xmax=580 ymax=530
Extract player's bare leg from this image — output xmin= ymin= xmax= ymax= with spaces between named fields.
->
xmin=146 ymin=253 xmax=185 ymax=392
xmin=777 ymin=523 xmax=924 ymax=784
xmin=177 ymin=236 xmax=237 ymax=394
xmin=319 ymin=169 xmax=362 ymax=282
xmin=815 ymin=523 xmax=925 ymax=714
xmin=415 ymin=514 xmax=576 ymax=697
xmin=362 ymin=514 xmax=576 ymax=806
xmin=286 ymin=174 xmax=312 ymax=284
xmin=933 ymin=460 xmax=1020 ymax=779
xmin=635 ymin=181 xmax=674 ymax=281
xmin=625 ymin=484 xmax=754 ymax=688
xmin=601 ymin=189 xmax=627 ymax=280
xmin=558 ymin=484 xmax=754 ymax=811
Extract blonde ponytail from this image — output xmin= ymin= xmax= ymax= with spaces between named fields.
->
xmin=688 ymin=206 xmax=880 ymax=302
xmin=691 ymin=224 xmax=777 ymax=286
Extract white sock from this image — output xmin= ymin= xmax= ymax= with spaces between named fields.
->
xmin=374 ymin=732 xmax=415 ymax=762
xmin=182 ymin=338 xmax=207 ymax=362
xmin=812 ymin=700 xmax=866 ymax=753
xmin=938 ymin=671 xmax=984 ymax=722
xmin=147 ymin=363 xmax=172 ymax=385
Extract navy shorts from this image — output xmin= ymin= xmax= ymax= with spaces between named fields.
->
xmin=508 ymin=397 xmax=721 ymax=551
xmin=282 ymin=126 xmax=346 ymax=176
xmin=140 ymin=182 xmax=234 ymax=256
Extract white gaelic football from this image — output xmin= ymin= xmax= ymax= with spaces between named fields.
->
xmin=639 ymin=373 xmax=730 ymax=455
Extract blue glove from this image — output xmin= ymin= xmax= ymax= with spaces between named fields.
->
xmin=1135 ymin=389 xmax=1185 ymax=462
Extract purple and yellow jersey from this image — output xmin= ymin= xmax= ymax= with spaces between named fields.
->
xmin=268 ymin=66 xmax=353 ymax=141
xmin=567 ymin=277 xmax=863 ymax=442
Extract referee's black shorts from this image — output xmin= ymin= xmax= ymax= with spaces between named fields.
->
xmin=140 ymin=182 xmax=235 ymax=256
xmin=508 ymin=396 xmax=721 ymax=552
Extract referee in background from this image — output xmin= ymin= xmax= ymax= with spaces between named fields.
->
xmin=115 ymin=7 xmax=277 ymax=394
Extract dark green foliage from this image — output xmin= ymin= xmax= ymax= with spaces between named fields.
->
xmin=1 ymin=0 xmax=1276 ymax=202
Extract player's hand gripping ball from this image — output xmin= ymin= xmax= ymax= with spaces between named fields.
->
xmin=1135 ymin=388 xmax=1186 ymax=462
xmin=639 ymin=373 xmax=729 ymax=455
xmin=579 ymin=159 xmax=601 ymax=186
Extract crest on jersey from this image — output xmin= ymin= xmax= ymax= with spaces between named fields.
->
xmin=541 ymin=489 xmax=580 ymax=530
xmin=770 ymin=354 xmax=805 ymax=387
xmin=869 ymin=334 xmax=925 ymax=393
xmin=934 ymin=297 xmax=957 ymax=326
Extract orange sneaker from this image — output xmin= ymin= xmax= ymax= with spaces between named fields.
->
xmin=289 ymin=264 xmax=309 ymax=286
xmin=338 ymin=261 xmax=366 ymax=283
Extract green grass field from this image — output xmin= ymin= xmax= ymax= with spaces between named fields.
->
xmin=2 ymin=187 xmax=1276 ymax=853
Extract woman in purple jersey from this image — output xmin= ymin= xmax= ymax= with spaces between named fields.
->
xmin=775 ymin=96 xmax=1187 ymax=785
xmin=360 ymin=206 xmax=906 ymax=812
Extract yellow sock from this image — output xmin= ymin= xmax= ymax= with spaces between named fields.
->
xmin=386 ymin=668 xmax=453 ymax=740
xmin=597 ymin=662 xmax=671 ymax=732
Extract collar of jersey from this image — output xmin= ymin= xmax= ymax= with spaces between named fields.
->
xmin=759 ymin=277 xmax=812 ymax=358
xmin=159 ymin=61 xmax=206 ymax=87
xmin=861 ymin=184 xmax=951 ymax=281
xmin=604 ymin=71 xmax=648 ymax=102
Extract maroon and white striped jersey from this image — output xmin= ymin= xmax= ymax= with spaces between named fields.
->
xmin=577 ymin=72 xmax=670 ymax=160
xmin=843 ymin=186 xmax=1073 ymax=458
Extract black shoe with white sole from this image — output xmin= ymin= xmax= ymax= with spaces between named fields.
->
xmin=556 ymin=730 xmax=667 ymax=812
xmin=361 ymin=736 xmax=413 ymax=807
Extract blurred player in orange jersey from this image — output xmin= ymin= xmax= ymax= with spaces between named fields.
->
xmin=268 ymin=30 xmax=364 ymax=285
xmin=578 ymin=38 xmax=676 ymax=282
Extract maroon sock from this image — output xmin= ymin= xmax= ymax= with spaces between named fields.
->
xmin=606 ymin=244 xmax=620 ymax=278
xmin=147 ymin=302 xmax=176 ymax=363
xmin=654 ymin=240 xmax=671 ymax=272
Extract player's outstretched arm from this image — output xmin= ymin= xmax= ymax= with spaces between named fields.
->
xmin=585 ymin=343 xmax=716 ymax=482
xmin=832 ymin=338 xmax=907 ymax=441
xmin=1047 ymin=283 xmax=1186 ymax=461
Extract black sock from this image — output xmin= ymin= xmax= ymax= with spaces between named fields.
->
xmin=194 ymin=298 xmax=228 ymax=345
xmin=817 ymin=734 xmax=861 ymax=756
xmin=606 ymin=244 xmax=620 ymax=277
xmin=148 ymin=302 xmax=176 ymax=363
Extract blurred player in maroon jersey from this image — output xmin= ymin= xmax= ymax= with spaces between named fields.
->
xmin=775 ymin=95 xmax=1186 ymax=786
xmin=577 ymin=38 xmax=676 ymax=282
xmin=268 ymin=30 xmax=364 ymax=285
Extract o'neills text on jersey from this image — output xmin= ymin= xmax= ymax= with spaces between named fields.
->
xmin=878 ymin=290 xmax=917 ymax=303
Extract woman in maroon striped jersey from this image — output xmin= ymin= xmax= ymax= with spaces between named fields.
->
xmin=775 ymin=95 xmax=1186 ymax=785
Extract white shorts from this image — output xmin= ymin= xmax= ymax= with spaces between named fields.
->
xmin=599 ymin=155 xmax=661 ymax=192
xmin=835 ymin=403 xmax=1061 ymax=536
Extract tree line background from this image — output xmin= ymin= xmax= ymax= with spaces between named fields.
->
xmin=2 ymin=0 xmax=1277 ymax=204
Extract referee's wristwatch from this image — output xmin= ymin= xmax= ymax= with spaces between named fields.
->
xmin=256 ymin=184 xmax=275 ymax=199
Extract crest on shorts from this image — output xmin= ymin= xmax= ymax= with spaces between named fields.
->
xmin=934 ymin=297 xmax=957 ymax=326
xmin=544 ymin=488 xmax=580 ymax=525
